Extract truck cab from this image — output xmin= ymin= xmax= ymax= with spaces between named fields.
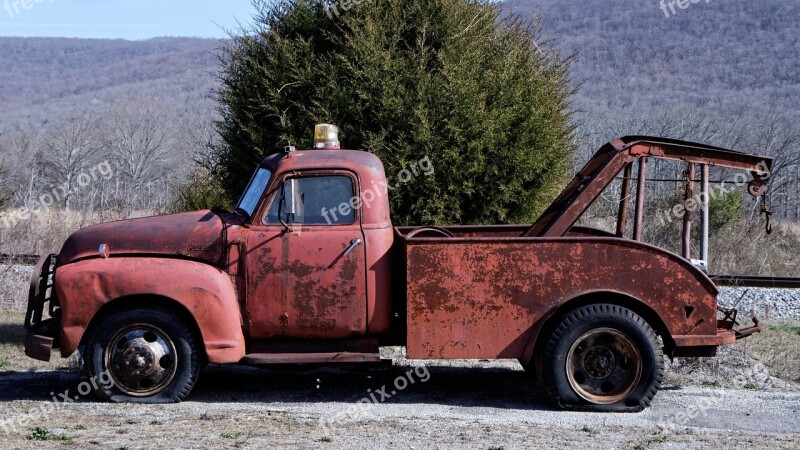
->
xmin=233 ymin=147 xmax=395 ymax=343
xmin=24 ymin=125 xmax=772 ymax=410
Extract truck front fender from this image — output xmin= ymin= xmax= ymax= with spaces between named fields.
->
xmin=54 ymin=257 xmax=245 ymax=363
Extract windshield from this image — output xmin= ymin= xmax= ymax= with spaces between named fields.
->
xmin=236 ymin=167 xmax=272 ymax=218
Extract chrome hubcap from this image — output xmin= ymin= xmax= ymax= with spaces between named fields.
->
xmin=105 ymin=324 xmax=177 ymax=397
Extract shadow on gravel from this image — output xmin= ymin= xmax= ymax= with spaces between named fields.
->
xmin=0 ymin=364 xmax=554 ymax=411
xmin=0 ymin=370 xmax=84 ymax=401
xmin=194 ymin=364 xmax=552 ymax=410
xmin=0 ymin=323 xmax=25 ymax=345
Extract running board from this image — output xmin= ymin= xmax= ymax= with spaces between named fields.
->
xmin=241 ymin=352 xmax=382 ymax=365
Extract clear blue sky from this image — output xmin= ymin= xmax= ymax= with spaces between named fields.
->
xmin=0 ymin=0 xmax=258 ymax=40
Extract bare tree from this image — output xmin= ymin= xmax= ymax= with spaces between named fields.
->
xmin=185 ymin=120 xmax=223 ymax=173
xmin=41 ymin=117 xmax=98 ymax=208
xmin=731 ymin=114 xmax=800 ymax=220
xmin=743 ymin=115 xmax=800 ymax=192
xmin=0 ymin=131 xmax=45 ymax=207
xmin=100 ymin=100 xmax=177 ymax=212
xmin=0 ymin=166 xmax=7 ymax=212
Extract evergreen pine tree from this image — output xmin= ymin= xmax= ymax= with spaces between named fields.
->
xmin=215 ymin=0 xmax=576 ymax=225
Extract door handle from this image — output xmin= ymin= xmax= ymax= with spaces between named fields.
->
xmin=328 ymin=239 xmax=363 ymax=269
xmin=342 ymin=239 xmax=363 ymax=257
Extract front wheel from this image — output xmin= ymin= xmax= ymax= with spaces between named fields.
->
xmin=539 ymin=304 xmax=663 ymax=412
xmin=84 ymin=307 xmax=201 ymax=403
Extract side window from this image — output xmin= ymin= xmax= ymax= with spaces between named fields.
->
xmin=264 ymin=175 xmax=356 ymax=225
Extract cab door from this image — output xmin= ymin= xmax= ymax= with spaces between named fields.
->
xmin=245 ymin=171 xmax=367 ymax=339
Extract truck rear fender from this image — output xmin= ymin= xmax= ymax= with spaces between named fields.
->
xmin=519 ymin=291 xmax=673 ymax=367
xmin=54 ymin=257 xmax=245 ymax=363
xmin=405 ymin=236 xmax=718 ymax=360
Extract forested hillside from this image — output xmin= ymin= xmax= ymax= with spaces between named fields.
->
xmin=505 ymin=0 xmax=800 ymax=122
xmin=0 ymin=37 xmax=220 ymax=133
xmin=5 ymin=1 xmax=799 ymax=141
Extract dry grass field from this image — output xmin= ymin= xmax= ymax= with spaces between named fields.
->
xmin=0 ymin=209 xmax=155 ymax=255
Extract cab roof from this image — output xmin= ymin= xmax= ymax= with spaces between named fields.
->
xmin=261 ymin=149 xmax=386 ymax=176
xmin=260 ymin=149 xmax=391 ymax=228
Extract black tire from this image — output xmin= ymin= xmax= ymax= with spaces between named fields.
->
xmin=83 ymin=307 xmax=201 ymax=403
xmin=538 ymin=304 xmax=663 ymax=412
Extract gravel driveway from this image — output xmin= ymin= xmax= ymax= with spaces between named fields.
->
xmin=0 ymin=363 xmax=798 ymax=449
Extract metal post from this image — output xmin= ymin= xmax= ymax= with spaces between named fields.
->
xmin=682 ymin=163 xmax=695 ymax=259
xmin=616 ymin=163 xmax=633 ymax=238
xmin=700 ymin=164 xmax=710 ymax=263
xmin=633 ymin=158 xmax=648 ymax=241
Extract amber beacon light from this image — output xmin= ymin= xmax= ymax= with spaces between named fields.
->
xmin=313 ymin=124 xmax=341 ymax=150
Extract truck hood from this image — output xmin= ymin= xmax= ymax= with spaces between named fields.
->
xmin=59 ymin=210 xmax=229 ymax=266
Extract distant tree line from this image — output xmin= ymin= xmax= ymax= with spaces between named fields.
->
xmin=504 ymin=0 xmax=800 ymax=124
xmin=0 ymin=37 xmax=220 ymax=134
xmin=0 ymin=98 xmax=204 ymax=218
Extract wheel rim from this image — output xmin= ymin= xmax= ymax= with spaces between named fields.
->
xmin=104 ymin=323 xmax=178 ymax=397
xmin=565 ymin=327 xmax=642 ymax=404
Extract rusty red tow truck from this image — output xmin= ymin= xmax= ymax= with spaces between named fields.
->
xmin=25 ymin=125 xmax=773 ymax=411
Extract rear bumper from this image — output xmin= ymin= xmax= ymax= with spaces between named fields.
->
xmin=729 ymin=318 xmax=763 ymax=340
xmin=673 ymin=312 xmax=763 ymax=349
xmin=673 ymin=330 xmax=736 ymax=347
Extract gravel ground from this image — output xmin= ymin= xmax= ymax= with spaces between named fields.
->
xmin=0 ymin=363 xmax=799 ymax=449
xmin=718 ymin=287 xmax=800 ymax=320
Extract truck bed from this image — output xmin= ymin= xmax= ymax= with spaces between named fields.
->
xmin=394 ymin=226 xmax=722 ymax=360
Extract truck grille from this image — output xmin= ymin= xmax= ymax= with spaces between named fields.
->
xmin=24 ymin=254 xmax=58 ymax=332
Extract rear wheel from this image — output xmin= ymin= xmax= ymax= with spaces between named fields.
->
xmin=84 ymin=307 xmax=201 ymax=403
xmin=539 ymin=304 xmax=663 ymax=411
